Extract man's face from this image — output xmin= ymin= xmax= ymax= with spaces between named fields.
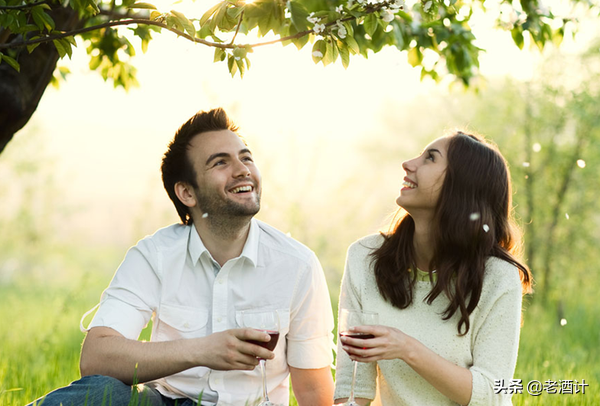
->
xmin=186 ymin=130 xmax=261 ymax=219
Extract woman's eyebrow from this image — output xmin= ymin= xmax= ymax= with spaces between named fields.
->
xmin=427 ymin=148 xmax=443 ymax=157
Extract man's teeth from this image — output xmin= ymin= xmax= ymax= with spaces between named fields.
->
xmin=231 ymin=185 xmax=253 ymax=193
xmin=403 ymin=180 xmax=417 ymax=189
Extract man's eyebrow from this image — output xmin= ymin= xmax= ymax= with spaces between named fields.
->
xmin=206 ymin=148 xmax=253 ymax=165
xmin=205 ymin=152 xmax=230 ymax=165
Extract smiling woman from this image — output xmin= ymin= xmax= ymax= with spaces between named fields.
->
xmin=334 ymin=131 xmax=532 ymax=406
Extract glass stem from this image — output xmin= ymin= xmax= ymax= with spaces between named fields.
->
xmin=349 ymin=360 xmax=358 ymax=402
xmin=260 ymin=359 xmax=270 ymax=402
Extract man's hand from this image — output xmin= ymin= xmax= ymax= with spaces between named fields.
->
xmin=80 ymin=326 xmax=276 ymax=385
xmin=191 ymin=328 xmax=275 ymax=371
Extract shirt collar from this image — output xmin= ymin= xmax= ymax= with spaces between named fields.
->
xmin=188 ymin=218 xmax=260 ymax=268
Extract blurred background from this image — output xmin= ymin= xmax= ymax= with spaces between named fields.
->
xmin=1 ymin=3 xmax=599 ymax=404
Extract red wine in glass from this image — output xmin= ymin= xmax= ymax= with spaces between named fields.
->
xmin=339 ymin=309 xmax=379 ymax=406
xmin=339 ymin=332 xmax=375 ymax=350
xmin=248 ymin=330 xmax=280 ymax=352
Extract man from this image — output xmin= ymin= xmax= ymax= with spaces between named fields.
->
xmin=29 ymin=108 xmax=334 ymax=406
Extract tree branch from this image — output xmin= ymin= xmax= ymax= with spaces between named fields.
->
xmin=229 ymin=10 xmax=244 ymax=45
xmin=0 ymin=4 xmax=389 ymax=50
xmin=0 ymin=0 xmax=50 ymax=10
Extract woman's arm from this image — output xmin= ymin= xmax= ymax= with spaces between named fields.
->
xmin=334 ymin=241 xmax=378 ymax=403
xmin=340 ymin=326 xmax=472 ymax=405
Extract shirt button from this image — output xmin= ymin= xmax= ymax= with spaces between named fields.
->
xmin=217 ymin=317 xmax=222 ymax=323
xmin=218 ymin=279 xmax=224 ymax=285
xmin=183 ymin=322 xmax=190 ymax=328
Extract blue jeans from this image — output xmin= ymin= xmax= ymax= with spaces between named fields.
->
xmin=27 ymin=375 xmax=195 ymax=406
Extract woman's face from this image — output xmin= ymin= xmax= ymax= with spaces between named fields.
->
xmin=396 ymin=136 xmax=449 ymax=215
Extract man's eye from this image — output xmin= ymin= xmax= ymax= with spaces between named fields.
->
xmin=242 ymin=156 xmax=253 ymax=162
xmin=214 ymin=160 xmax=226 ymax=166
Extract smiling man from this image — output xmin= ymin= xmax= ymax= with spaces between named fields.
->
xmin=28 ymin=108 xmax=335 ymax=406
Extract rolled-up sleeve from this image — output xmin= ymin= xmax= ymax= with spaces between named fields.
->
xmin=334 ymin=242 xmax=378 ymax=401
xmin=88 ymin=238 xmax=162 ymax=340
xmin=286 ymin=253 xmax=334 ymax=369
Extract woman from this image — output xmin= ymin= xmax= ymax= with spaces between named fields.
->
xmin=334 ymin=131 xmax=532 ymax=406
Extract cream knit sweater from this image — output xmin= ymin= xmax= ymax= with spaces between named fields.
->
xmin=334 ymin=234 xmax=524 ymax=406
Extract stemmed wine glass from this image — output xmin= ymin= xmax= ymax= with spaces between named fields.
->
xmin=339 ymin=309 xmax=379 ymax=406
xmin=240 ymin=310 xmax=280 ymax=406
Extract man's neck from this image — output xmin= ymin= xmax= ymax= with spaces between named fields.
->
xmin=193 ymin=216 xmax=253 ymax=267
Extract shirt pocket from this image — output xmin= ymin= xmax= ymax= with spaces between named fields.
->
xmin=156 ymin=303 xmax=209 ymax=340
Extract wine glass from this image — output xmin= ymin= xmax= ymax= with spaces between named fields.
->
xmin=338 ymin=309 xmax=379 ymax=406
xmin=240 ymin=310 xmax=280 ymax=406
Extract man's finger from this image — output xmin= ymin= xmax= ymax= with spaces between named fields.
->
xmin=235 ymin=328 xmax=271 ymax=342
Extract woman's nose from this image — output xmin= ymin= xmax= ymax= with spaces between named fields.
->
xmin=402 ymin=158 xmax=416 ymax=173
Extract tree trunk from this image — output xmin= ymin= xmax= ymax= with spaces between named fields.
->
xmin=0 ymin=6 xmax=81 ymax=154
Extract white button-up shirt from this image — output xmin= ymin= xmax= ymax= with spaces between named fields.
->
xmin=86 ymin=219 xmax=334 ymax=406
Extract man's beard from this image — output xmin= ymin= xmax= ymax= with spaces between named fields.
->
xmin=193 ymin=186 xmax=260 ymax=219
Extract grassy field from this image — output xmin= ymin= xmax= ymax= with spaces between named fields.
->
xmin=1 ymin=243 xmax=598 ymax=405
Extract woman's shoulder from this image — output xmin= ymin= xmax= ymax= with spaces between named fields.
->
xmin=348 ymin=233 xmax=385 ymax=256
xmin=483 ymin=256 xmax=523 ymax=293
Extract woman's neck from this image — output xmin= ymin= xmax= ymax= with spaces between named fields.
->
xmin=413 ymin=220 xmax=435 ymax=272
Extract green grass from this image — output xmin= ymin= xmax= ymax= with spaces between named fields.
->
xmin=1 ymin=246 xmax=598 ymax=405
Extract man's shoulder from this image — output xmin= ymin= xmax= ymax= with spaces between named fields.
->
xmin=136 ymin=223 xmax=190 ymax=251
xmin=255 ymin=219 xmax=314 ymax=262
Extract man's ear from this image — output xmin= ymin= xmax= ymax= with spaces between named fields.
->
xmin=174 ymin=182 xmax=197 ymax=208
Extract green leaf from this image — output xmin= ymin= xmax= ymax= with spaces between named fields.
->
xmin=227 ymin=54 xmax=238 ymax=77
xmin=407 ymin=46 xmax=423 ymax=67
xmin=1 ymin=53 xmax=20 ymax=72
xmin=200 ymin=2 xmax=223 ymax=27
xmin=166 ymin=15 xmax=184 ymax=32
xmin=287 ymin=0 xmax=309 ymax=31
xmin=171 ymin=10 xmax=196 ymax=37
xmin=64 ymin=36 xmax=77 ymax=47
xmin=32 ymin=6 xmax=56 ymax=32
xmin=128 ymin=2 xmax=157 ymax=9
xmin=338 ymin=41 xmax=350 ymax=68
xmin=89 ymin=54 xmax=102 ymax=70
xmin=311 ymin=39 xmax=326 ymax=64
xmin=511 ymin=26 xmax=524 ymax=50
xmin=323 ymin=40 xmax=338 ymax=66
xmin=235 ymin=56 xmax=245 ymax=77
xmin=209 ymin=3 xmax=227 ymax=32
xmin=53 ymin=39 xmax=67 ymax=58
xmin=344 ymin=34 xmax=360 ymax=55
xmin=363 ymin=13 xmax=379 ymax=37
xmin=61 ymin=38 xmax=74 ymax=58
xmin=26 ymin=37 xmax=42 ymax=53
xmin=214 ymin=47 xmax=226 ymax=62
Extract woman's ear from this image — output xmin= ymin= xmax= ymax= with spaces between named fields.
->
xmin=174 ymin=182 xmax=197 ymax=208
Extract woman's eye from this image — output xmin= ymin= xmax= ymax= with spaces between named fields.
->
xmin=426 ymin=152 xmax=434 ymax=161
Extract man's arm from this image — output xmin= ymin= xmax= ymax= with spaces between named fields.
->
xmin=289 ymin=366 xmax=334 ymax=406
xmin=80 ymin=326 xmax=274 ymax=385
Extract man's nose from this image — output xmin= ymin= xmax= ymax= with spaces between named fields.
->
xmin=233 ymin=159 xmax=251 ymax=177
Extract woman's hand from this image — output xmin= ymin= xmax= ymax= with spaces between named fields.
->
xmin=340 ymin=325 xmax=413 ymax=363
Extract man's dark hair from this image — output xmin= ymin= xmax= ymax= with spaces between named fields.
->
xmin=161 ymin=108 xmax=239 ymax=225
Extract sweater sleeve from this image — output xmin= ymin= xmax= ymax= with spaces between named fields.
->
xmin=469 ymin=261 xmax=524 ymax=406
xmin=334 ymin=241 xmax=378 ymax=402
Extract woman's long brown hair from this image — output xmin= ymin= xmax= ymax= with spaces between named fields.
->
xmin=371 ymin=132 xmax=532 ymax=335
